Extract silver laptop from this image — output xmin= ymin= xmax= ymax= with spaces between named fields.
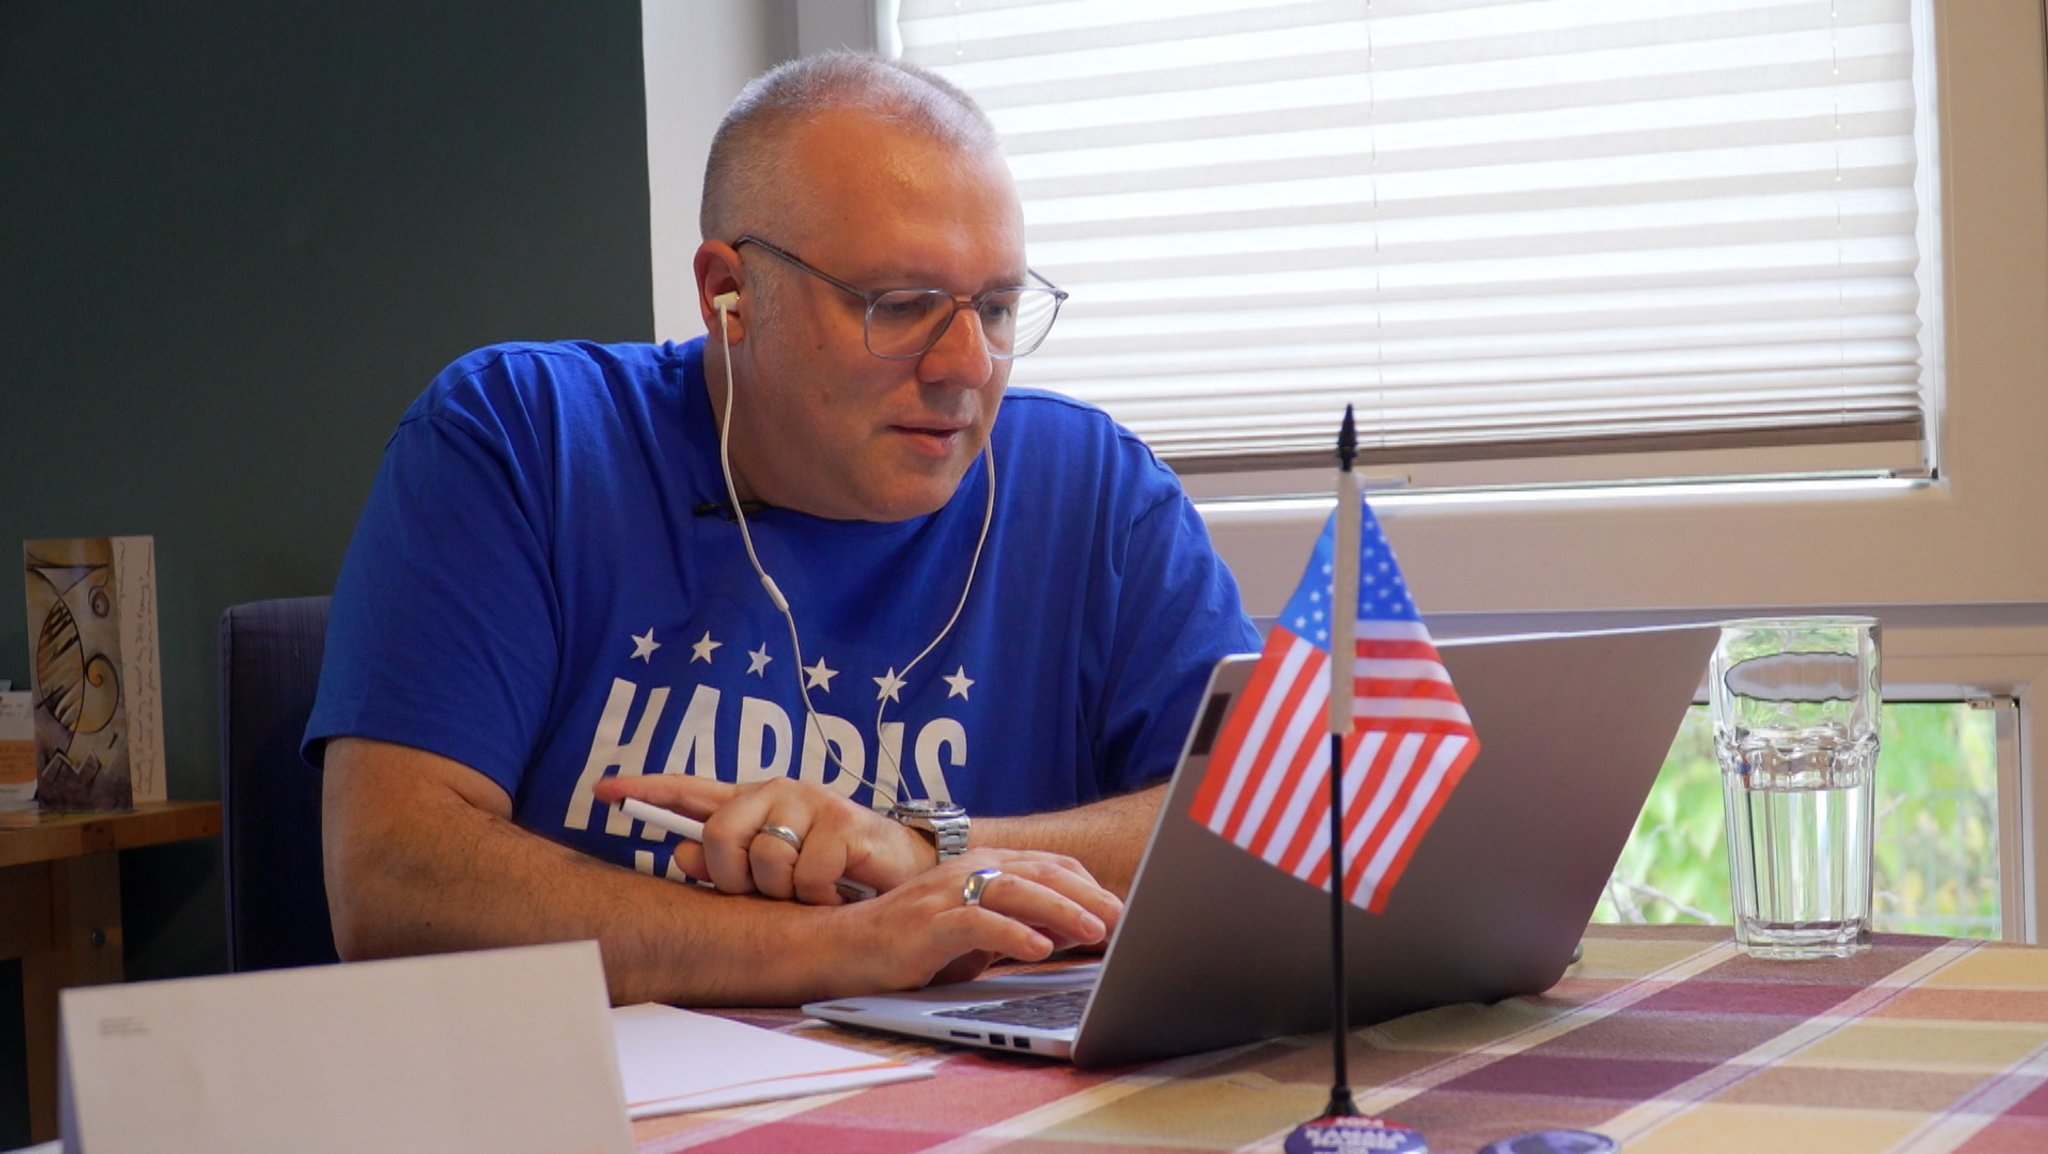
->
xmin=805 ymin=624 xmax=1719 ymax=1068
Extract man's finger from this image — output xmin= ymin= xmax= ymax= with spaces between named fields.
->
xmin=959 ymin=855 xmax=1123 ymax=935
xmin=790 ymin=836 xmax=859 ymax=906
xmin=943 ymin=906 xmax=1058 ymax=963
xmin=594 ymin=773 xmax=740 ymax=819
xmin=667 ymin=841 xmax=711 ymax=885
xmin=967 ymin=875 xmax=1108 ymax=950
xmin=748 ymin=823 xmax=804 ymax=900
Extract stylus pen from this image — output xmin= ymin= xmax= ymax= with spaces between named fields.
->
xmin=617 ymin=797 xmax=878 ymax=901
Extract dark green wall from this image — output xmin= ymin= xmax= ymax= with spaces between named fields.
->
xmin=0 ymin=2 xmax=654 ymax=1139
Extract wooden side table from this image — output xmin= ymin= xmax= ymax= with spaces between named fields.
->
xmin=0 ymin=800 xmax=222 ymax=1142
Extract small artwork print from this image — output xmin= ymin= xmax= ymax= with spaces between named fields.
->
xmin=0 ymin=691 xmax=34 ymax=808
xmin=24 ymin=536 xmax=164 ymax=810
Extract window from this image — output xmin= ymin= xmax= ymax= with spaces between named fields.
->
xmin=1599 ymin=700 xmax=2002 ymax=938
xmin=896 ymin=0 xmax=1944 ymax=491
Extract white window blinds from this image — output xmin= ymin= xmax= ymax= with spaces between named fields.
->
xmin=895 ymin=0 xmax=1939 ymax=485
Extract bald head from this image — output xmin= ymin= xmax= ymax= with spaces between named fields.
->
xmin=700 ymin=51 xmax=1001 ymax=244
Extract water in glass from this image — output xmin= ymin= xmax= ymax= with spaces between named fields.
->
xmin=1720 ymin=721 xmax=1876 ymax=958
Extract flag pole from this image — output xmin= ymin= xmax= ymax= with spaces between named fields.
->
xmin=1321 ymin=405 xmax=1362 ymax=1119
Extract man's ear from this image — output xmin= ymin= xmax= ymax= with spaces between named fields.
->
xmin=694 ymin=241 xmax=746 ymax=342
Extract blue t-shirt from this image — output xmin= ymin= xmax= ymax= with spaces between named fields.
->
xmin=306 ymin=338 xmax=1259 ymax=878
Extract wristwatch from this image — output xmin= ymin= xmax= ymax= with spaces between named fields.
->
xmin=888 ymin=798 xmax=971 ymax=861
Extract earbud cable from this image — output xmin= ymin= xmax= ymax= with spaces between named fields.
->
xmin=714 ymin=305 xmax=994 ymax=800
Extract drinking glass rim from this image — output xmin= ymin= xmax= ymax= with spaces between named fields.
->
xmin=1719 ymin=615 xmax=1879 ymax=632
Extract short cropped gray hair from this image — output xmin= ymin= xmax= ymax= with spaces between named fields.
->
xmin=700 ymin=51 xmax=1000 ymax=243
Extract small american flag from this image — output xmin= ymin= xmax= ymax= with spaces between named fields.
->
xmin=1189 ymin=504 xmax=1479 ymax=912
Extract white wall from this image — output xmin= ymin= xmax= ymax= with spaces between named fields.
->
xmin=642 ymin=2 xmax=792 ymax=341
xmin=642 ymin=0 xmax=877 ymax=341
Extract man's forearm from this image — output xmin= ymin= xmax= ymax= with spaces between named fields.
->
xmin=971 ymin=783 xmax=1166 ymax=897
xmin=322 ymin=739 xmax=851 ymax=1005
xmin=321 ymin=738 xmax=1121 ymax=1006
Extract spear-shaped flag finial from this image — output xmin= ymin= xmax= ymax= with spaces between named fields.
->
xmin=1337 ymin=403 xmax=1358 ymax=474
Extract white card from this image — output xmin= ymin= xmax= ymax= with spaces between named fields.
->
xmin=59 ymin=941 xmax=632 ymax=1154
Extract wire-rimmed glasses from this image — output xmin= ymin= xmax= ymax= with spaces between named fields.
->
xmin=733 ymin=235 xmax=1067 ymax=360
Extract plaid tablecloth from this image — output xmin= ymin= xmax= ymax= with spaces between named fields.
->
xmin=630 ymin=924 xmax=2048 ymax=1153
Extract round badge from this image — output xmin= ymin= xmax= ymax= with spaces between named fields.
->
xmin=1475 ymin=1129 xmax=1618 ymax=1154
xmin=1283 ymin=1114 xmax=1428 ymax=1154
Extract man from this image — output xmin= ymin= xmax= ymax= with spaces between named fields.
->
xmin=307 ymin=52 xmax=1259 ymax=1006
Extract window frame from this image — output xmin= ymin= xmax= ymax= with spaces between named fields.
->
xmin=1880 ymin=626 xmax=2048 ymax=944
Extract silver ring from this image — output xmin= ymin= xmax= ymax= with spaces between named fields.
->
xmin=961 ymin=867 xmax=1002 ymax=907
xmin=757 ymin=823 xmax=803 ymax=853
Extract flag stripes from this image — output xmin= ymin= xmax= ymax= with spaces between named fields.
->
xmin=1187 ymin=509 xmax=1481 ymax=912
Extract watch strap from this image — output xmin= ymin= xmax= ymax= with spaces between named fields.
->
xmin=891 ymin=801 xmax=970 ymax=861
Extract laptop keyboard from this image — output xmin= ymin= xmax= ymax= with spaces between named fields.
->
xmin=934 ymin=988 xmax=1091 ymax=1030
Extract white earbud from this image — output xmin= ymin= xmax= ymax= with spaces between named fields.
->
xmin=713 ymin=291 xmax=739 ymax=315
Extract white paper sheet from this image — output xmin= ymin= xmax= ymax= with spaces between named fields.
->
xmin=612 ymin=1003 xmax=932 ymax=1118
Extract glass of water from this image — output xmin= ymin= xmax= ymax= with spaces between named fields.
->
xmin=1712 ymin=617 xmax=1881 ymax=959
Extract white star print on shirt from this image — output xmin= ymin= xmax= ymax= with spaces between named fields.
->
xmin=747 ymin=644 xmax=772 ymax=676
xmin=630 ymin=629 xmax=660 ymax=663
xmin=873 ymin=668 xmax=906 ymax=703
xmin=942 ymin=666 xmax=974 ymax=700
xmin=803 ymin=657 xmax=839 ymax=691
xmin=689 ymin=631 xmax=720 ymax=664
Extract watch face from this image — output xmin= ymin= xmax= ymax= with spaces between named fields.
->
xmin=899 ymin=799 xmax=966 ymax=819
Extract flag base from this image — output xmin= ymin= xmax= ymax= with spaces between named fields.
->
xmin=1283 ymin=1113 xmax=1427 ymax=1153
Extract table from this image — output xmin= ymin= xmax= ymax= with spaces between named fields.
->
xmin=630 ymin=924 xmax=2048 ymax=1153
xmin=0 ymin=801 xmax=222 ymax=1143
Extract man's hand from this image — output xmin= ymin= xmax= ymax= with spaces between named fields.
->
xmin=594 ymin=774 xmax=937 ymax=902
xmin=814 ymin=848 xmax=1122 ymax=993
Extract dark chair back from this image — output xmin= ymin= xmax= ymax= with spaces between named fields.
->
xmin=218 ymin=596 xmax=338 ymax=970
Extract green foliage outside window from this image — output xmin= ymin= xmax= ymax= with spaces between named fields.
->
xmin=1596 ymin=702 xmax=2001 ymax=939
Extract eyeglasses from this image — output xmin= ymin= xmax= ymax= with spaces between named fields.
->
xmin=733 ymin=235 xmax=1067 ymax=360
